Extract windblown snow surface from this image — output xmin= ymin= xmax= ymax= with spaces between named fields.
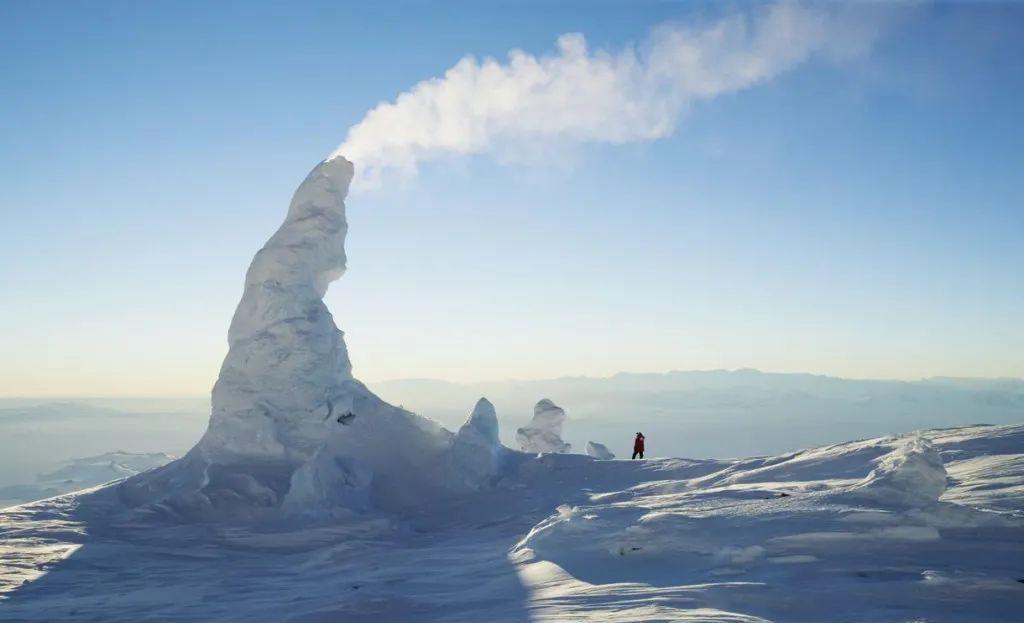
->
xmin=1 ymin=423 xmax=1023 ymax=622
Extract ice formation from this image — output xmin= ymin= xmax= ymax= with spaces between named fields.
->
xmin=118 ymin=158 xmax=474 ymax=518
xmin=449 ymin=398 xmax=504 ymax=488
xmin=585 ymin=441 xmax=615 ymax=460
xmin=516 ymin=399 xmax=571 ymax=454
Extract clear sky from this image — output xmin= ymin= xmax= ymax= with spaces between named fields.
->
xmin=1 ymin=1 xmax=1022 ymax=397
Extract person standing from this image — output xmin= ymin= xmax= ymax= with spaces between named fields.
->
xmin=632 ymin=432 xmax=645 ymax=460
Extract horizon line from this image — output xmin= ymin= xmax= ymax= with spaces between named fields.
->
xmin=3 ymin=368 xmax=1022 ymax=401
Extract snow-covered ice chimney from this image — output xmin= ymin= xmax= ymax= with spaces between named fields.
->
xmin=120 ymin=157 xmax=478 ymax=518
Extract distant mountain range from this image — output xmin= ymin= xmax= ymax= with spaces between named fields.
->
xmin=0 ymin=399 xmax=207 ymax=500
xmin=369 ymin=370 xmax=1024 ymax=459
xmin=1 ymin=371 xmax=1021 ymax=502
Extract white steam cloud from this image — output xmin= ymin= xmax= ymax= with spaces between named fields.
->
xmin=335 ymin=2 xmax=883 ymax=189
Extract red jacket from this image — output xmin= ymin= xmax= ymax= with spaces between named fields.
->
xmin=633 ymin=435 xmax=645 ymax=452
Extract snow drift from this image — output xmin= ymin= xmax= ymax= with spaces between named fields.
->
xmin=851 ymin=435 xmax=948 ymax=506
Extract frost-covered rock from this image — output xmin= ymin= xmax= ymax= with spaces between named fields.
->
xmin=586 ymin=441 xmax=615 ymax=460
xmin=516 ymin=399 xmax=570 ymax=454
xmin=449 ymin=398 xmax=503 ymax=488
xmin=118 ymin=157 xmax=468 ymax=518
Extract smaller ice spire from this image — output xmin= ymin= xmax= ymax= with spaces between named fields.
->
xmin=516 ymin=399 xmax=571 ymax=454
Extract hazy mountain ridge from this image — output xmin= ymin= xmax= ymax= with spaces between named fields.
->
xmin=0 ymin=400 xmax=208 ymax=496
xmin=1 ymin=370 xmax=1020 ymax=502
xmin=369 ymin=370 xmax=1024 ymax=459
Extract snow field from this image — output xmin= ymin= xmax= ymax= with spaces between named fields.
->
xmin=2 ymin=424 xmax=1022 ymax=622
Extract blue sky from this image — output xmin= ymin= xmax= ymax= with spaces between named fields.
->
xmin=1 ymin=1 xmax=1022 ymax=396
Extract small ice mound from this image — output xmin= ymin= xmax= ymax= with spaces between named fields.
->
xmin=516 ymin=399 xmax=571 ymax=454
xmin=449 ymin=398 xmax=503 ymax=488
xmin=852 ymin=436 xmax=947 ymax=507
xmin=586 ymin=441 xmax=615 ymax=460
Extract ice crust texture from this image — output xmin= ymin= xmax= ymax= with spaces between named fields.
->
xmin=119 ymin=159 xmax=489 ymax=518
xmin=516 ymin=399 xmax=571 ymax=454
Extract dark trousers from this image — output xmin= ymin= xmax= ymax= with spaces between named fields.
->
xmin=632 ymin=450 xmax=643 ymax=459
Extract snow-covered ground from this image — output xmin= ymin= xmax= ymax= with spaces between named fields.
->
xmin=2 ymin=423 xmax=1021 ymax=622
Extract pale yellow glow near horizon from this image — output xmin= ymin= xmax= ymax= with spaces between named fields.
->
xmin=2 ymin=342 xmax=1020 ymax=398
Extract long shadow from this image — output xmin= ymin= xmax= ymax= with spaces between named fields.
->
xmin=0 ymin=481 xmax=537 ymax=623
xmin=1 ymin=451 xmax=721 ymax=622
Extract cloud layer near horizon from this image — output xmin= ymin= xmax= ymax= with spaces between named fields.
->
xmin=335 ymin=3 xmax=884 ymax=189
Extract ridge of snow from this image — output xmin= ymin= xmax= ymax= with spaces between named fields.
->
xmin=849 ymin=435 xmax=947 ymax=506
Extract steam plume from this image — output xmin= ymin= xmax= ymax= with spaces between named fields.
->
xmin=335 ymin=3 xmax=882 ymax=189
